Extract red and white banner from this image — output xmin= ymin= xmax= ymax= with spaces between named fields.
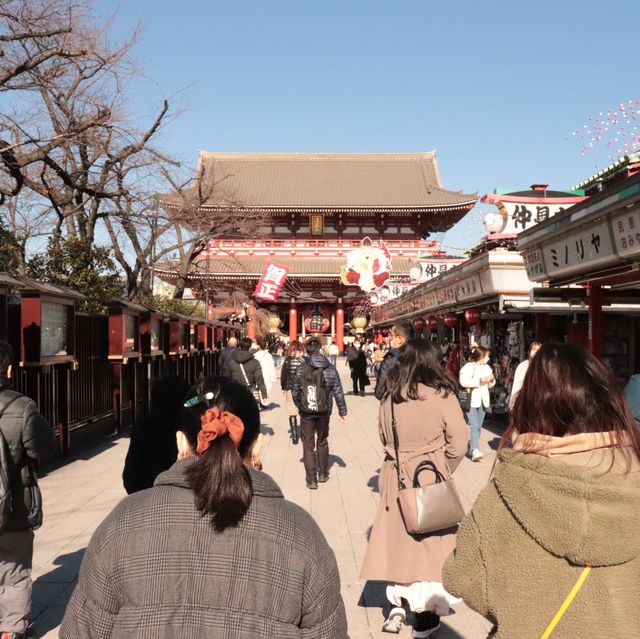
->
xmin=253 ymin=262 xmax=289 ymax=301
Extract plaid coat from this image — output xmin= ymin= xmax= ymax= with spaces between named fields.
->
xmin=60 ymin=460 xmax=347 ymax=639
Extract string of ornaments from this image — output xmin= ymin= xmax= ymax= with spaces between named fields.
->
xmin=567 ymin=99 xmax=640 ymax=166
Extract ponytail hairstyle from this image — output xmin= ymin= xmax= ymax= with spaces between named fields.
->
xmin=183 ymin=376 xmax=261 ymax=532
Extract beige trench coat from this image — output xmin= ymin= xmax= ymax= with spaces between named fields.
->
xmin=360 ymin=385 xmax=468 ymax=584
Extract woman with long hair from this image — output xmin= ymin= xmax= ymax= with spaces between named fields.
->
xmin=61 ymin=377 xmax=347 ymax=638
xmin=361 ymin=339 xmax=468 ymax=638
xmin=280 ymin=340 xmax=306 ymax=444
xmin=459 ymin=346 xmax=495 ymax=462
xmin=444 ymin=343 xmax=640 ymax=638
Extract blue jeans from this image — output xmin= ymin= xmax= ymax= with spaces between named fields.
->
xmin=467 ymin=406 xmax=485 ymax=453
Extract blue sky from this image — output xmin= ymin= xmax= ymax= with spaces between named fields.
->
xmin=105 ymin=0 xmax=639 ymax=253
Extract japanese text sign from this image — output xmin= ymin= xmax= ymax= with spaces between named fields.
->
xmin=253 ymin=262 xmax=289 ymax=302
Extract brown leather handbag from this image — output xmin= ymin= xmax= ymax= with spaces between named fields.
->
xmin=391 ymin=401 xmax=466 ymax=535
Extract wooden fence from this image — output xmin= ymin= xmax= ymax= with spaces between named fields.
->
xmin=7 ymin=311 xmax=220 ymax=455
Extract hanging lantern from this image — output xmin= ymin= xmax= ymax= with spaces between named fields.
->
xmin=414 ymin=317 xmax=426 ymax=331
xmin=427 ymin=315 xmax=438 ymax=330
xmin=409 ymin=265 xmax=422 ymax=281
xmin=303 ymin=304 xmax=330 ymax=333
xmin=379 ymin=286 xmax=390 ymax=301
xmin=464 ymin=308 xmax=481 ymax=325
xmin=267 ymin=313 xmax=282 ymax=333
xmin=443 ymin=312 xmax=459 ymax=328
xmin=370 ymin=292 xmax=379 ymax=305
xmin=352 ymin=316 xmax=368 ymax=333
xmin=484 ymin=211 xmax=506 ymax=234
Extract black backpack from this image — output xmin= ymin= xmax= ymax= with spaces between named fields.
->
xmin=0 ymin=395 xmax=20 ymax=533
xmin=297 ymin=362 xmax=330 ymax=415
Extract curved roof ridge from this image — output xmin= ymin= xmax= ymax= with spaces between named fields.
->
xmin=198 ymin=150 xmax=438 ymax=162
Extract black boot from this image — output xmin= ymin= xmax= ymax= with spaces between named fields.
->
xmin=291 ymin=416 xmax=300 ymax=445
xmin=412 ymin=611 xmax=440 ymax=638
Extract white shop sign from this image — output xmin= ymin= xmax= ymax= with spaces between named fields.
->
xmin=455 ymin=274 xmax=483 ymax=301
xmin=492 ymin=201 xmax=569 ymax=235
xmin=611 ymin=204 xmax=640 ymax=260
xmin=523 ymin=248 xmax=546 ymax=281
xmin=415 ymin=260 xmax=466 ymax=282
xmin=543 ymin=221 xmax=615 ymax=278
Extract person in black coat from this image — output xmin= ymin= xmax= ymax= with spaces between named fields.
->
xmin=280 ymin=340 xmax=306 ymax=444
xmin=348 ymin=347 xmax=369 ymax=396
xmin=0 ymin=340 xmax=56 ymax=638
xmin=226 ymin=338 xmax=268 ymax=401
xmin=122 ymin=375 xmax=189 ymax=494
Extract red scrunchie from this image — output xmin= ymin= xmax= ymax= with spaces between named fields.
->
xmin=196 ymin=406 xmax=244 ymax=455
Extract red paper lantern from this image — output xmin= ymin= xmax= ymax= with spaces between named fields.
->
xmin=414 ymin=317 xmax=426 ymax=331
xmin=464 ymin=308 xmax=481 ymax=325
xmin=443 ymin=312 xmax=458 ymax=328
xmin=427 ymin=315 xmax=438 ymax=330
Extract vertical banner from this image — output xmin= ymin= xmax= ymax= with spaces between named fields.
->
xmin=253 ymin=262 xmax=289 ymax=302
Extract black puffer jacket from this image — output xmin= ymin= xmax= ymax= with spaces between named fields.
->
xmin=0 ymin=386 xmax=56 ymax=531
xmin=291 ymin=355 xmax=347 ymax=417
xmin=227 ymin=350 xmax=268 ymax=396
xmin=281 ymin=355 xmax=305 ymax=391
xmin=374 ymin=346 xmax=403 ymax=400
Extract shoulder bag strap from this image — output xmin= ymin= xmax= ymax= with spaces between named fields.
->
xmin=540 ymin=566 xmax=591 ymax=639
xmin=238 ymin=363 xmax=251 ymax=386
xmin=389 ymin=401 xmax=404 ymax=490
xmin=0 ymin=393 xmax=20 ymax=422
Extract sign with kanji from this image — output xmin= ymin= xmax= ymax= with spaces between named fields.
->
xmin=413 ymin=259 xmax=466 ymax=282
xmin=253 ymin=262 xmax=289 ymax=302
xmin=611 ymin=204 xmax=640 ymax=259
xmin=489 ymin=201 xmax=569 ymax=235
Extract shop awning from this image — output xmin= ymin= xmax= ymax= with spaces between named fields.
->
xmin=517 ymin=173 xmax=640 ymax=287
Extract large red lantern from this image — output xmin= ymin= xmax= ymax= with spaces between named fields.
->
xmin=443 ymin=312 xmax=459 ymax=328
xmin=414 ymin=317 xmax=426 ymax=331
xmin=427 ymin=315 xmax=438 ymax=330
xmin=464 ymin=308 xmax=481 ymax=325
xmin=303 ymin=304 xmax=331 ymax=333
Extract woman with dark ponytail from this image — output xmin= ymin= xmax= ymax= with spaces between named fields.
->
xmin=61 ymin=377 xmax=347 ymax=638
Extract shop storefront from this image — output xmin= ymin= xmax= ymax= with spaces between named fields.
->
xmin=518 ymin=171 xmax=640 ymax=382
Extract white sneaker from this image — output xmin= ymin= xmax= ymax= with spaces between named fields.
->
xmin=471 ymin=449 xmax=484 ymax=462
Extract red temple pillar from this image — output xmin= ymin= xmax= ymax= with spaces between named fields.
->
xmin=335 ymin=298 xmax=344 ymax=353
xmin=246 ymin=305 xmax=256 ymax=340
xmin=588 ymin=283 xmax=603 ymax=358
xmin=289 ymin=298 xmax=298 ymax=342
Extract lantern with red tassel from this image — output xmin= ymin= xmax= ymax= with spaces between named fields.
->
xmin=427 ymin=316 xmax=438 ymax=330
xmin=464 ymin=308 xmax=480 ymax=325
xmin=443 ymin=312 xmax=458 ymax=328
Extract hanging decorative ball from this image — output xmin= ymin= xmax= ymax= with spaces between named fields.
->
xmin=427 ymin=315 xmax=438 ymax=330
xmin=414 ymin=317 xmax=426 ymax=331
xmin=352 ymin=316 xmax=368 ymax=332
xmin=370 ymin=292 xmax=379 ymax=305
xmin=409 ymin=266 xmax=422 ymax=281
xmin=267 ymin=313 xmax=282 ymax=333
xmin=464 ymin=308 xmax=481 ymax=325
xmin=443 ymin=312 xmax=459 ymax=328
xmin=484 ymin=211 xmax=505 ymax=234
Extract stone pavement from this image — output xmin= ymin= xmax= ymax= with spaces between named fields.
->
xmin=30 ymin=358 xmax=498 ymax=638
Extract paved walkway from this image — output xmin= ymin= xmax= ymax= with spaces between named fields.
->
xmin=31 ymin=359 xmax=498 ymax=638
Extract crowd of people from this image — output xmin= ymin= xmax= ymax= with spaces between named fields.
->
xmin=0 ymin=323 xmax=638 ymax=638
